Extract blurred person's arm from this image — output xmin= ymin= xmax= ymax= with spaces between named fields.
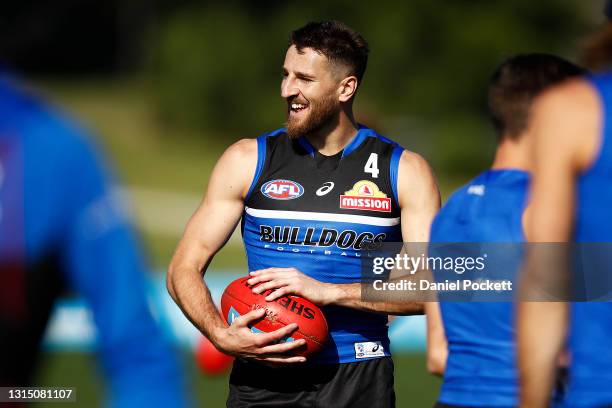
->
xmin=521 ymin=201 xmax=572 ymax=394
xmin=59 ymin=131 xmax=188 ymax=407
xmin=248 ymin=150 xmax=441 ymax=315
xmin=425 ymin=302 xmax=447 ymax=376
xmin=167 ymin=139 xmax=306 ymax=363
xmin=518 ymin=79 xmax=600 ymax=408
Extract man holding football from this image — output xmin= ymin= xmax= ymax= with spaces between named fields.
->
xmin=168 ymin=20 xmax=439 ymax=407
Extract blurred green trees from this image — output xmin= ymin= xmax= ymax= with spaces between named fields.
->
xmin=151 ymin=0 xmax=595 ymax=182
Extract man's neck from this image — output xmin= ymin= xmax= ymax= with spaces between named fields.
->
xmin=305 ymin=109 xmax=359 ymax=156
xmin=491 ymin=133 xmax=532 ymax=172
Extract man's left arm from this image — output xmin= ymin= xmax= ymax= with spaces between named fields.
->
xmin=249 ymin=150 xmax=441 ymax=315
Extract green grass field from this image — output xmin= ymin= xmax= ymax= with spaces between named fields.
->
xmin=27 ymin=78 xmax=447 ymax=407
xmin=34 ymin=352 xmax=441 ymax=407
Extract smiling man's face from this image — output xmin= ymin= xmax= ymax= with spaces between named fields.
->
xmin=281 ymin=45 xmax=345 ymax=139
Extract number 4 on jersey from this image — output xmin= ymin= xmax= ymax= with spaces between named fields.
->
xmin=364 ymin=153 xmax=379 ymax=178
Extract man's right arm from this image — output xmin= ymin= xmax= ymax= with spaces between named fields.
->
xmin=167 ymin=138 xmax=306 ymax=364
xmin=518 ymin=79 xmax=600 ymax=407
xmin=425 ymin=302 xmax=447 ymax=376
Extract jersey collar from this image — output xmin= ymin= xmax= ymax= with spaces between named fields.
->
xmin=296 ymin=124 xmax=374 ymax=159
xmin=296 ymin=136 xmax=315 ymax=157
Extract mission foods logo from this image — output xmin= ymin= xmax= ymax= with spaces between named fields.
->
xmin=261 ymin=179 xmax=304 ymax=200
xmin=340 ymin=180 xmax=391 ymax=213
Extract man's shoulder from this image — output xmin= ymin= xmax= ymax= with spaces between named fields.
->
xmin=357 ymin=126 xmax=402 ymax=150
xmin=441 ymin=171 xmax=492 ymax=206
xmin=441 ymin=183 xmax=485 ymax=223
xmin=397 ymin=149 xmax=433 ymax=178
xmin=226 ymin=128 xmax=287 ymax=157
xmin=225 ymin=138 xmax=257 ymax=158
xmin=394 ymin=148 xmax=440 ymax=210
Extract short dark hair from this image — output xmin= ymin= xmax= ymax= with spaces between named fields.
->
xmin=290 ymin=21 xmax=369 ymax=83
xmin=488 ymin=53 xmax=586 ymax=139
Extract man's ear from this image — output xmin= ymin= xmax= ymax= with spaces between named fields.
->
xmin=338 ymin=75 xmax=358 ymax=102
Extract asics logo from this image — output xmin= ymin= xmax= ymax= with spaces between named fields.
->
xmin=316 ymin=182 xmax=335 ymax=196
xmin=467 ymin=184 xmax=485 ymax=196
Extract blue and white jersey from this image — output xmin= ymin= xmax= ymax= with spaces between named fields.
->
xmin=242 ymin=126 xmax=404 ymax=363
xmin=430 ymin=169 xmax=529 ymax=407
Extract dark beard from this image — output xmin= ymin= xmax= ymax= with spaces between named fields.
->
xmin=286 ymin=95 xmax=339 ymax=139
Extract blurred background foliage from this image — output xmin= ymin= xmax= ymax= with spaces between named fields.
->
xmin=1 ymin=0 xmax=600 ymax=191
xmin=150 ymin=0 xmax=595 ymax=177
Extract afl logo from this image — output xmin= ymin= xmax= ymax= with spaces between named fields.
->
xmin=261 ymin=179 xmax=304 ymax=200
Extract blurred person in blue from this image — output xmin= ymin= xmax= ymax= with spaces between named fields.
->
xmin=0 ymin=72 xmax=188 ymax=407
xmin=426 ymin=54 xmax=585 ymax=408
xmin=518 ymin=2 xmax=612 ymax=407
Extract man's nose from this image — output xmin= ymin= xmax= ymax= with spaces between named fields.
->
xmin=281 ymin=77 xmax=299 ymax=99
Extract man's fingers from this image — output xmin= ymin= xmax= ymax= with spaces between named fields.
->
xmin=233 ymin=307 xmax=266 ymax=327
xmin=252 ymin=279 xmax=290 ymax=294
xmin=256 ymin=323 xmax=299 ymax=345
xmin=265 ymin=287 xmax=292 ymax=301
xmin=247 ymin=271 xmax=290 ymax=286
xmin=246 ymin=273 xmax=269 ymax=286
xmin=259 ymin=356 xmax=307 ymax=365
xmin=249 ymin=268 xmax=279 ymax=278
xmin=258 ymin=338 xmax=307 ymax=356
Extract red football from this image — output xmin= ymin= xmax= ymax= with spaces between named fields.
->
xmin=220 ymin=276 xmax=328 ymax=357
xmin=194 ymin=335 xmax=234 ymax=375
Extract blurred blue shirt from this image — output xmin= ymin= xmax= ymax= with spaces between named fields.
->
xmin=0 ymin=74 xmax=188 ymax=407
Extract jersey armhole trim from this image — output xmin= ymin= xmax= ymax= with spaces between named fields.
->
xmin=390 ymin=146 xmax=404 ymax=205
xmin=245 ymin=136 xmax=267 ymax=201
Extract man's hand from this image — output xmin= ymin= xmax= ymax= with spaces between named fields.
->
xmin=248 ymin=268 xmax=336 ymax=305
xmin=248 ymin=268 xmax=423 ymax=315
xmin=212 ymin=308 xmax=307 ymax=365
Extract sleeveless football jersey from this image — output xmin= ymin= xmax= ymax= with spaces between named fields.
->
xmin=430 ymin=169 xmax=529 ymax=407
xmin=566 ymin=74 xmax=612 ymax=407
xmin=242 ymin=125 xmax=403 ymax=364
